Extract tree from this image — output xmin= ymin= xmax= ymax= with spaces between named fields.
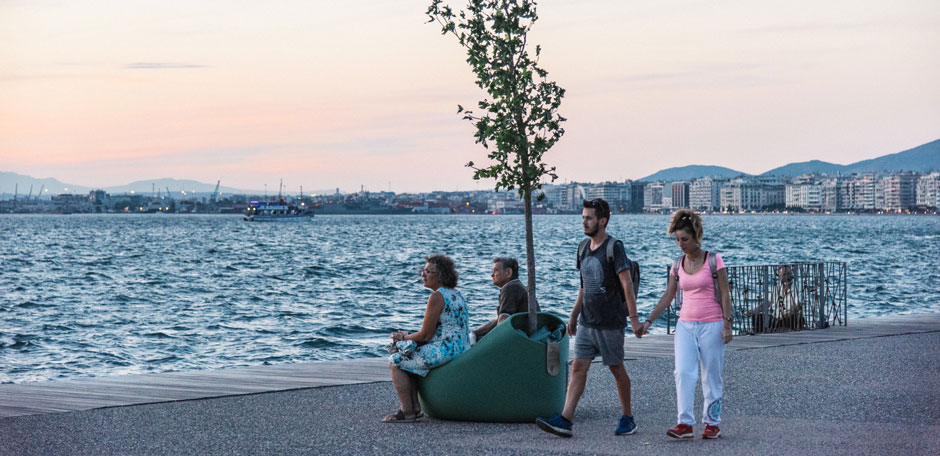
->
xmin=427 ymin=0 xmax=565 ymax=335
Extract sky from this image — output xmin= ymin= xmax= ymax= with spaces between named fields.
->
xmin=1 ymin=0 xmax=938 ymax=193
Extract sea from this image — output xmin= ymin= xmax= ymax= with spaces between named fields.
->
xmin=1 ymin=214 xmax=937 ymax=383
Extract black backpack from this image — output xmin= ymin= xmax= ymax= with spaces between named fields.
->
xmin=577 ymin=236 xmax=640 ymax=302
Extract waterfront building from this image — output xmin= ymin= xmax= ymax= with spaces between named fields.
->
xmin=820 ymin=177 xmax=843 ymax=212
xmin=786 ymin=175 xmax=822 ymax=211
xmin=916 ymin=172 xmax=940 ymax=209
xmin=841 ymin=173 xmax=878 ymax=211
xmin=881 ymin=173 xmax=918 ymax=212
xmin=643 ymin=182 xmax=664 ymax=212
xmin=669 ymin=182 xmax=689 ymax=209
xmin=662 ymin=195 xmax=673 ymax=209
xmin=537 ymin=184 xmax=561 ymax=207
xmin=629 ymin=181 xmax=645 ymax=212
xmin=587 ymin=181 xmax=632 ymax=212
xmin=559 ymin=182 xmax=584 ymax=212
xmin=487 ymin=196 xmax=524 ymax=214
xmin=690 ymin=178 xmax=723 ymax=212
xmin=720 ymin=177 xmax=785 ymax=212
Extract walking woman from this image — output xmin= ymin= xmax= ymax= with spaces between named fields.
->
xmin=640 ymin=209 xmax=732 ymax=439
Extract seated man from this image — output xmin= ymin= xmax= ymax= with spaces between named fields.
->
xmin=472 ymin=257 xmax=533 ymax=341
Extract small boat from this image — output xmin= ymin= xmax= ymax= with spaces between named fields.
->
xmin=243 ymin=199 xmax=314 ymax=222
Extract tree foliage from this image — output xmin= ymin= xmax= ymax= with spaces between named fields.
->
xmin=426 ymin=0 xmax=565 ymax=197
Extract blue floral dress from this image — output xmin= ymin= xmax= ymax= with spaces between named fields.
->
xmin=389 ymin=287 xmax=469 ymax=377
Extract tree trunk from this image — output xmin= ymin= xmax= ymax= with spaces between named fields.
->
xmin=523 ymin=186 xmax=538 ymax=336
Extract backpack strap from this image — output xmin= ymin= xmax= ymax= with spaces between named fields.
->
xmin=707 ymin=251 xmax=721 ymax=304
xmin=577 ymin=238 xmax=590 ymax=269
xmin=673 ymin=255 xmax=684 ymax=309
xmin=605 ymin=236 xmax=618 ymax=265
xmin=606 ymin=236 xmax=629 ymax=304
xmin=672 ymin=255 xmax=684 ymax=282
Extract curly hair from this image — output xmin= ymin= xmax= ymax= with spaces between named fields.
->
xmin=668 ymin=208 xmax=703 ymax=242
xmin=425 ymin=254 xmax=458 ymax=288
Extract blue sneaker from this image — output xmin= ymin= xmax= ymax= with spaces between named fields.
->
xmin=536 ymin=414 xmax=573 ymax=438
xmin=615 ymin=414 xmax=637 ymax=435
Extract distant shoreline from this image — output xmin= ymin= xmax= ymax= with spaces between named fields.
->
xmin=1 ymin=211 xmax=936 ymax=217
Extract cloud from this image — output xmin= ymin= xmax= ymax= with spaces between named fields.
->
xmin=618 ymin=72 xmax=696 ymax=82
xmin=739 ymin=20 xmax=890 ymax=35
xmin=613 ymin=63 xmax=781 ymax=90
xmin=122 ymin=62 xmax=208 ymax=70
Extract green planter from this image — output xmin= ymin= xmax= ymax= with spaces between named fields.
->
xmin=417 ymin=312 xmax=569 ymax=422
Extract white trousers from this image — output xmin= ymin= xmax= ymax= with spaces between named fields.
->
xmin=674 ymin=320 xmax=725 ymax=425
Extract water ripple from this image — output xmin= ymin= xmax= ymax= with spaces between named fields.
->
xmin=1 ymin=213 xmax=937 ymax=383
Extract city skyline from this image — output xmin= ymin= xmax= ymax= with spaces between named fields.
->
xmin=2 ymin=0 xmax=939 ymax=193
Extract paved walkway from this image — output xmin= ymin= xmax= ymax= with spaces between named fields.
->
xmin=1 ymin=314 xmax=939 ymax=455
xmin=2 ymin=313 xmax=938 ymax=419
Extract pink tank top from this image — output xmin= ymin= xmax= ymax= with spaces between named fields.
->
xmin=671 ymin=252 xmax=725 ymax=322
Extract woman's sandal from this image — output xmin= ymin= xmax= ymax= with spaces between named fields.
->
xmin=382 ymin=409 xmax=417 ymax=423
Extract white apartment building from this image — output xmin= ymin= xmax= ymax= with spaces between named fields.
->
xmin=841 ymin=174 xmax=877 ymax=210
xmin=786 ymin=183 xmax=822 ymax=211
xmin=916 ymin=173 xmax=940 ymax=208
xmin=690 ymin=178 xmax=723 ymax=212
xmin=587 ymin=181 xmax=632 ymax=212
xmin=643 ymin=182 xmax=665 ymax=212
xmin=881 ymin=173 xmax=918 ymax=211
xmin=820 ymin=178 xmax=842 ymax=212
xmin=720 ymin=177 xmax=785 ymax=212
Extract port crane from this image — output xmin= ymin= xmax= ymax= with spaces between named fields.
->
xmin=209 ymin=180 xmax=220 ymax=212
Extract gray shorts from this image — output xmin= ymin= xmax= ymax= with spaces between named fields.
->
xmin=574 ymin=326 xmax=625 ymax=366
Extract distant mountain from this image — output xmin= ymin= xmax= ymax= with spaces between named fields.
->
xmin=842 ymin=139 xmax=940 ymax=174
xmin=0 ymin=171 xmax=91 ymax=195
xmin=103 ymin=178 xmax=254 ymax=195
xmin=760 ymin=160 xmax=845 ymax=177
xmin=761 ymin=138 xmax=940 ymax=176
xmin=638 ymin=165 xmax=747 ymax=182
xmin=0 ymin=172 xmax=337 ymax=197
xmin=636 ymin=138 xmax=940 ymax=181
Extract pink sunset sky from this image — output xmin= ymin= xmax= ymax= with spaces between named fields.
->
xmin=1 ymin=0 xmax=938 ymax=193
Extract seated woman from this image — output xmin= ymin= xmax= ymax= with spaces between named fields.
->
xmin=746 ymin=265 xmax=805 ymax=332
xmin=774 ymin=266 xmax=805 ymax=331
xmin=383 ymin=254 xmax=470 ymax=423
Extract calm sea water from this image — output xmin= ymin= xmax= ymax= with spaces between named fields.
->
xmin=1 ymin=214 xmax=937 ymax=383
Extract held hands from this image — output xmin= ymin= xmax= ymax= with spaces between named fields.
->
xmin=630 ymin=318 xmax=643 ymax=338
xmin=636 ymin=320 xmax=652 ymax=337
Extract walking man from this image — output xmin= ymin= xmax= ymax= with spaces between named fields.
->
xmin=536 ymin=198 xmax=642 ymax=437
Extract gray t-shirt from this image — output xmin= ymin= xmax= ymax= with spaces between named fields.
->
xmin=577 ymin=237 xmax=629 ymax=329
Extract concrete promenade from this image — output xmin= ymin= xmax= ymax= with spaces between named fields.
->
xmin=1 ymin=314 xmax=939 ymax=455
